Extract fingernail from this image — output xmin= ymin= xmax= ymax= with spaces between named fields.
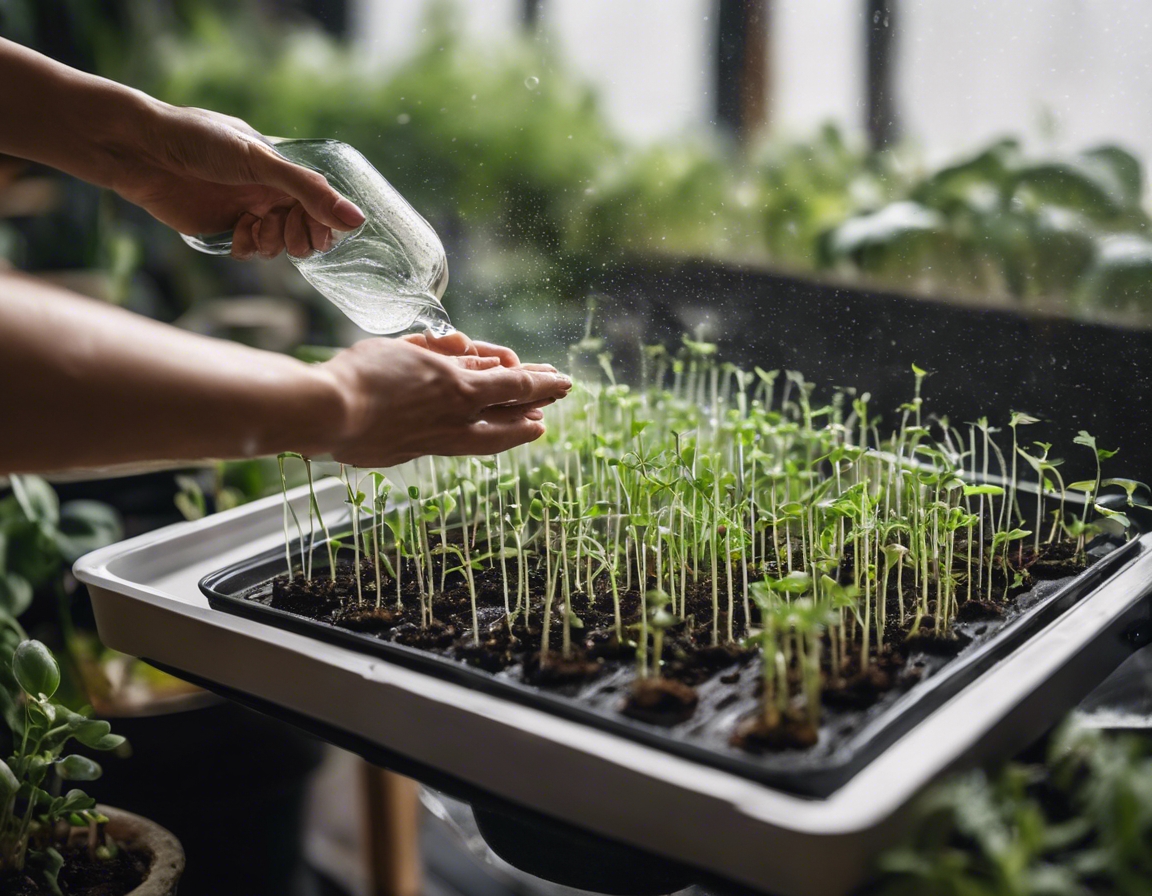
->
xmin=525 ymin=409 xmax=544 ymax=421
xmin=334 ymin=198 xmax=366 ymax=228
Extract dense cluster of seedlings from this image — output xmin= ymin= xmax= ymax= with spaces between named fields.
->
xmin=269 ymin=342 xmax=1142 ymax=751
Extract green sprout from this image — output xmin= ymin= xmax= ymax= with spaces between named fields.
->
xmin=266 ymin=346 xmax=1128 ymax=750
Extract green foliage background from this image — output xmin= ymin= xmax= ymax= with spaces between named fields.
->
xmin=83 ymin=1 xmax=1152 ymax=322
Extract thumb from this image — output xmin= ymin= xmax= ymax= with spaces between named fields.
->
xmin=247 ymin=143 xmax=366 ymax=231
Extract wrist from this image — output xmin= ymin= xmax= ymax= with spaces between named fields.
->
xmin=267 ymin=362 xmax=357 ymax=461
xmin=82 ymin=84 xmax=166 ymax=195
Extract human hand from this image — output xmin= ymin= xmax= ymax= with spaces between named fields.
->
xmin=400 ymin=331 xmax=559 ymax=373
xmin=116 ymin=105 xmax=363 ymax=260
xmin=319 ymin=337 xmax=571 ymax=466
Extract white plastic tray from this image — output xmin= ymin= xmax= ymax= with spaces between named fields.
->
xmin=74 ymin=479 xmax=1152 ymax=896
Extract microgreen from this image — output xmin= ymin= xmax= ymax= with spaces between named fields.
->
xmin=273 ymin=344 xmax=1128 ymax=746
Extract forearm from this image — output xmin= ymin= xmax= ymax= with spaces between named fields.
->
xmin=0 ymin=38 xmax=155 ymax=192
xmin=0 ymin=274 xmax=346 ymax=474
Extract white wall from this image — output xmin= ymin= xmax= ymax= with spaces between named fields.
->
xmin=772 ymin=0 xmax=866 ymax=137
xmin=349 ymin=0 xmax=715 ymax=143
xmin=349 ymin=0 xmax=520 ymax=68
xmin=542 ymin=0 xmax=715 ymax=143
xmin=897 ymin=0 xmax=1152 ymax=166
xmin=349 ymin=0 xmax=1152 ymax=174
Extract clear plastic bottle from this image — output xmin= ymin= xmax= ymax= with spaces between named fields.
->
xmin=181 ymin=139 xmax=453 ymax=336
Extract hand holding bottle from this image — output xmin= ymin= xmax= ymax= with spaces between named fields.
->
xmin=0 ymin=39 xmax=364 ymax=258
xmin=115 ymin=106 xmax=367 ymax=259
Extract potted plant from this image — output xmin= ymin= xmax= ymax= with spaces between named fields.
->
xmin=3 ymin=471 xmax=321 ymax=896
xmin=0 ymin=633 xmax=183 ymax=895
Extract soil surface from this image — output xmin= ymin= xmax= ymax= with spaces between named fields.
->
xmin=241 ymin=533 xmax=1114 ymax=773
xmin=0 ymin=846 xmax=147 ymax=896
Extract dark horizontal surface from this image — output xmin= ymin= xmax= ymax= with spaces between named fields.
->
xmin=592 ymin=259 xmax=1152 ymax=484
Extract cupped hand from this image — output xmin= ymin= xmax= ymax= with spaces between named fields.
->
xmin=320 ymin=337 xmax=571 ymax=467
xmin=400 ymin=331 xmax=562 ymax=373
xmin=117 ymin=105 xmax=363 ymax=260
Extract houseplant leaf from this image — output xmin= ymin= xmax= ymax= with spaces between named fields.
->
xmin=13 ymin=639 xmax=60 ymax=699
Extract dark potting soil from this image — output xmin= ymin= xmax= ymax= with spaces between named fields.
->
xmin=233 ymin=532 xmax=1115 ymax=773
xmin=0 ymin=846 xmax=147 ymax=896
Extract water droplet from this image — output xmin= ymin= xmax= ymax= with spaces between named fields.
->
xmin=397 ymin=113 xmax=410 ymax=125
xmin=525 ymin=75 xmax=540 ymax=90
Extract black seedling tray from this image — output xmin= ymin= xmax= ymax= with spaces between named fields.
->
xmin=200 ymin=502 xmax=1147 ymax=799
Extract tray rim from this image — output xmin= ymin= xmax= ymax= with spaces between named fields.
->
xmin=197 ymin=508 xmax=1141 ymax=799
xmin=71 ymin=478 xmax=1152 ymax=896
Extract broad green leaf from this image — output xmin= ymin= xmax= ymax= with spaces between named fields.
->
xmin=1094 ymin=505 xmax=1132 ymax=528
xmin=13 ymin=639 xmax=60 ymax=698
xmin=1100 ymin=478 xmax=1149 ymax=500
xmin=1074 ymin=234 xmax=1152 ymax=309
xmin=56 ymin=755 xmax=102 ymax=782
xmin=72 ymin=719 xmax=113 ymax=748
xmin=32 ymin=846 xmax=64 ymax=896
xmin=59 ymin=789 xmax=96 ymax=813
xmin=1082 ymin=145 xmax=1143 ymax=207
xmin=771 ymin=571 xmax=813 ymax=595
xmin=87 ymin=733 xmax=127 ymax=752
xmin=10 ymin=475 xmax=60 ymax=528
xmin=0 ymin=757 xmax=17 ymax=796
xmin=0 ymin=573 xmax=33 ymax=617
xmin=963 ymin=484 xmax=1005 ymax=497
xmin=57 ymin=501 xmax=123 ymax=562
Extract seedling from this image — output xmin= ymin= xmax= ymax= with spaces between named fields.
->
xmin=266 ymin=344 xmax=1128 ymax=750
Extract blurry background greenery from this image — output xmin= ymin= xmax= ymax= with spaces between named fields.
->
xmin=4 ymin=0 xmax=1152 ymax=356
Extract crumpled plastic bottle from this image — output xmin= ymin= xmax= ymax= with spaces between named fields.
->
xmin=181 ymin=139 xmax=453 ymax=336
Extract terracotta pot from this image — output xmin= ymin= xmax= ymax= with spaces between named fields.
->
xmin=98 ymin=805 xmax=185 ymax=896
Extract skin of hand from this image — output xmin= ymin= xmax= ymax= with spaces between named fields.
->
xmin=320 ymin=338 xmax=569 ymax=468
xmin=0 ymin=38 xmax=362 ymax=260
xmin=399 ymin=331 xmax=559 ymax=373
xmin=0 ymin=274 xmax=570 ymax=475
xmin=118 ymin=105 xmax=366 ymax=260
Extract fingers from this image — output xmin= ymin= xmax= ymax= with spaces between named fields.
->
xmin=284 ymin=203 xmax=313 ymax=258
xmin=480 ymin=405 xmax=546 ymax=424
xmin=402 ymin=332 xmax=545 ymax=371
xmin=455 ymin=418 xmax=547 ymax=456
xmin=254 ymin=202 xmax=291 ymax=258
xmin=464 ymin=366 xmax=572 ymax=408
xmin=248 ymin=143 xmax=365 ymax=232
xmin=454 ymin=356 xmax=502 ymax=371
xmin=472 ymin=341 xmax=520 ymax=367
xmin=479 ymin=399 xmax=554 ymax=419
xmin=231 ymin=213 xmax=260 ymax=260
xmin=233 ymin=202 xmax=333 ymax=261
xmin=423 ymin=330 xmax=478 ymax=357
xmin=400 ymin=333 xmax=555 ymax=373
xmin=304 ymin=212 xmax=334 ymax=253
